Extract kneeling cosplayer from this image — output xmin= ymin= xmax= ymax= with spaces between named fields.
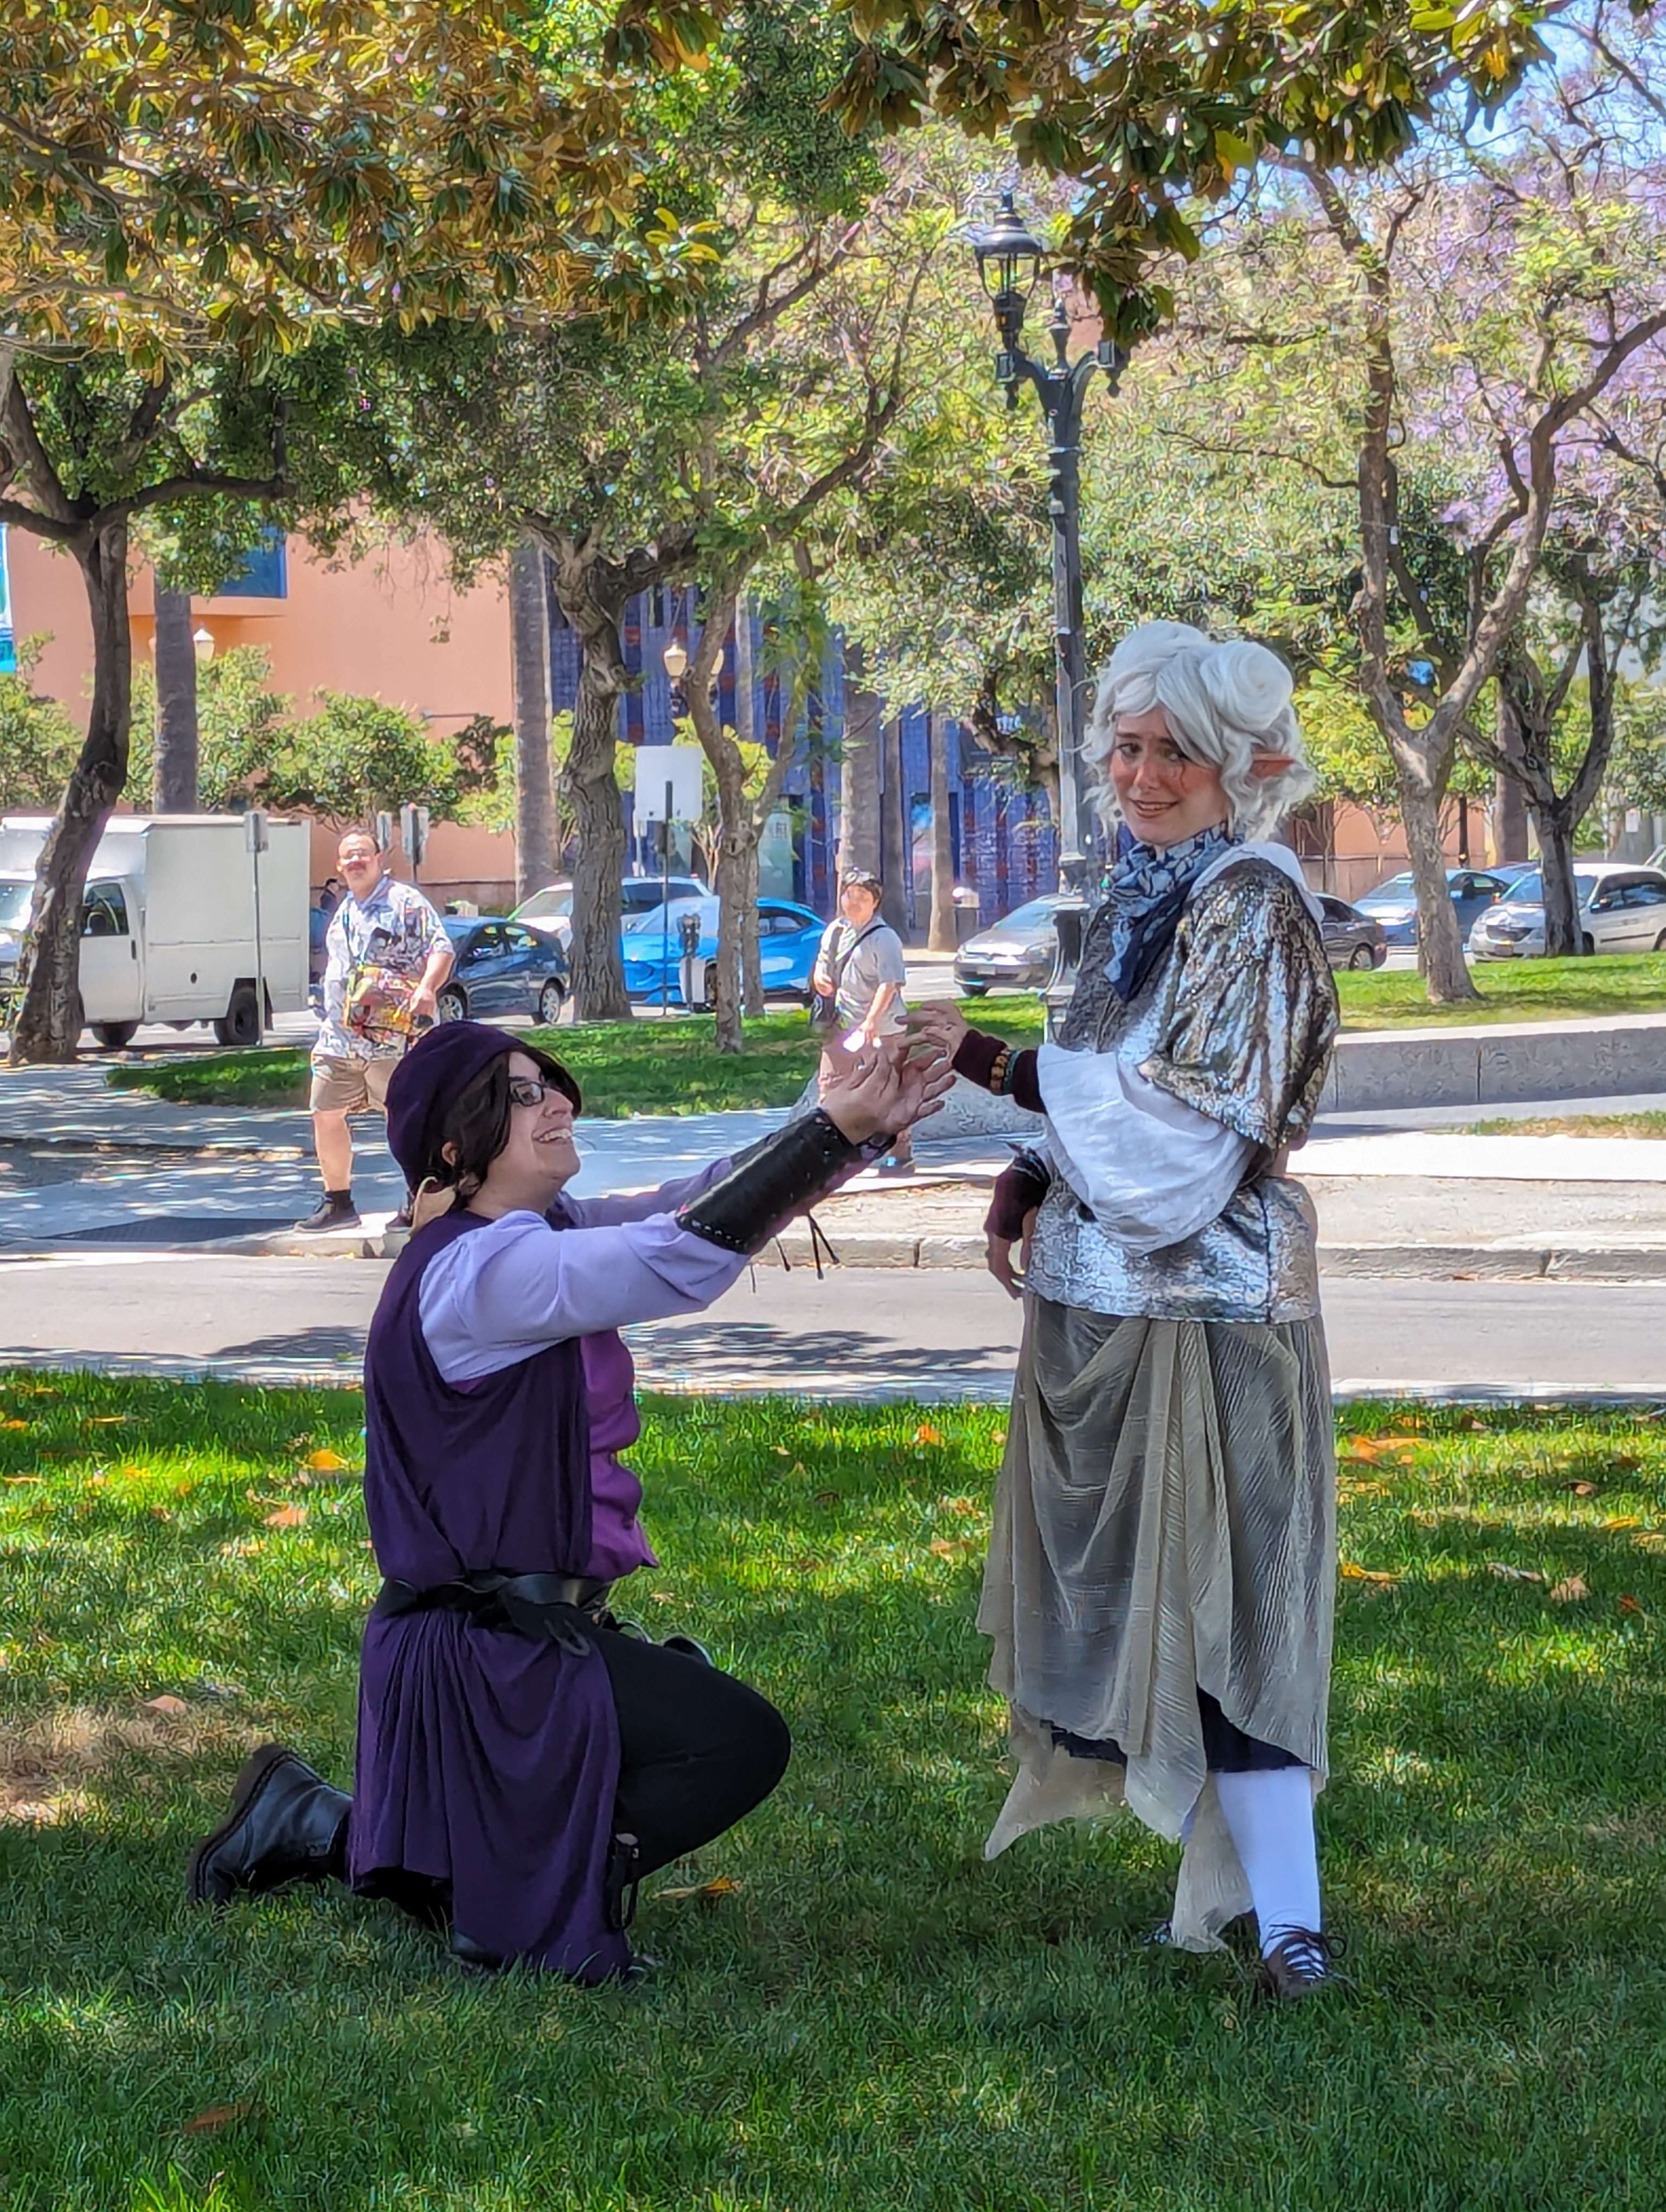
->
xmin=918 ymin=622 xmax=1343 ymax=1999
xmin=191 ymin=1018 xmax=945 ymax=1979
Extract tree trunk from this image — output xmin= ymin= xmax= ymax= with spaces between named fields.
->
xmin=740 ymin=834 xmax=765 ymax=1018
xmin=710 ymin=751 xmax=751 ymax=1054
xmin=1398 ymin=763 xmax=1477 ymax=1002
xmin=927 ymin=710 xmax=957 ymax=953
xmin=10 ymin=525 xmax=132 ymax=1064
xmin=1492 ymin=687 xmax=1530 ymax=864
xmin=151 ymin=577 xmax=199 ymax=812
xmin=879 ymin=716 xmax=909 ymax=936
xmin=840 ymin=679 xmax=881 ymax=881
xmin=1532 ymin=802 xmax=1584 ymax=956
xmin=509 ymin=535 xmax=556 ymax=903
xmin=550 ymin=556 xmax=631 ymax=1021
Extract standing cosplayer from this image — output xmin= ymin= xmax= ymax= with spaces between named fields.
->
xmin=913 ymin=622 xmax=1342 ymax=1998
xmin=190 ymin=1019 xmax=947 ymax=1980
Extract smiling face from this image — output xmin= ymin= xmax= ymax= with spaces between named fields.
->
xmin=1107 ymin=705 xmax=1231 ymax=848
xmin=466 ymin=1051 xmax=581 ymax=1217
xmin=337 ymin=833 xmax=383 ymax=900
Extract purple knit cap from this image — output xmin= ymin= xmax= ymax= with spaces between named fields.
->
xmin=384 ymin=1021 xmax=581 ymax=1186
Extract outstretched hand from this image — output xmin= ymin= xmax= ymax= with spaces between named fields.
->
xmin=822 ymin=1038 xmax=954 ymax=1148
xmin=906 ymin=1000 xmax=972 ymax=1059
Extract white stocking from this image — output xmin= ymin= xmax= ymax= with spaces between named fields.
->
xmin=1213 ymin=1767 xmax=1321 ymax=1956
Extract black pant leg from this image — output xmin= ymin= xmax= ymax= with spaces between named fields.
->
xmin=597 ymin=1632 xmax=791 ymax=1877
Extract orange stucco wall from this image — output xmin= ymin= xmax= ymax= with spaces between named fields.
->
xmin=9 ymin=527 xmax=520 ymax=902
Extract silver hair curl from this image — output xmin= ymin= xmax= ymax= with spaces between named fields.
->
xmin=1081 ymin=620 xmax=1317 ymax=839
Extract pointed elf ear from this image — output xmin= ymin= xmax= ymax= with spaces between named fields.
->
xmin=1250 ymin=753 xmax=1297 ymax=780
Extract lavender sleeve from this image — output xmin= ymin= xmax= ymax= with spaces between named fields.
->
xmin=420 ymin=1209 xmax=748 ymax=1385
xmin=561 ymin=1158 xmax=734 ymax=1228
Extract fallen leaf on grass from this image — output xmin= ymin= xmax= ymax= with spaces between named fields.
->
xmin=3 ymin=1475 xmax=40 ymax=1486
xmin=813 ymin=1490 xmax=842 ymax=1506
xmin=142 ymin=1695 xmax=190 ymax=1717
xmin=1619 ymin=1594 xmax=1645 ymax=1617
xmin=183 ymin=2101 xmax=254 ymax=2136
xmin=84 ymin=1417 xmax=127 ymax=1427
xmin=1 ymin=1419 xmax=29 ymax=1432
xmin=1547 ymin=1576 xmax=1591 ymax=1605
xmin=1341 ymin=1562 xmax=1400 ymax=1586
xmin=1566 ymin=1481 xmax=1599 ymax=1497
xmin=928 ymin=1538 xmax=963 ymax=1559
xmin=913 ymin=1424 xmax=944 ymax=1446
xmin=1614 ymin=1454 xmax=1641 ymax=1472
xmin=1633 ymin=1532 xmax=1666 ymax=1552
xmin=1487 ymin=1562 xmax=1547 ymax=1584
xmin=263 ymin=1503 xmax=308 ymax=1529
xmin=1603 ymin=1515 xmax=1641 ymax=1531
xmin=655 ymin=1875 xmax=741 ymax=1905
xmin=303 ymin=1449 xmax=348 ymax=1472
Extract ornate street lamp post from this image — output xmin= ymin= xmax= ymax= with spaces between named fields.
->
xmin=970 ymin=192 xmax=1124 ymax=900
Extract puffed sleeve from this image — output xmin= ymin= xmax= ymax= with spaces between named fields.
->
xmin=1137 ymin=863 xmax=1338 ymax=1150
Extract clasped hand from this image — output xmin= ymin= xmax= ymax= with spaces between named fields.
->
xmin=821 ymin=1036 xmax=953 ymax=1148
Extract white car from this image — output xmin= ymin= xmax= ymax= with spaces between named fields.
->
xmin=1468 ymin=862 xmax=1666 ymax=959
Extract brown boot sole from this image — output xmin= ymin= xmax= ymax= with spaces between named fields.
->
xmin=185 ymin=1742 xmax=296 ymax=1905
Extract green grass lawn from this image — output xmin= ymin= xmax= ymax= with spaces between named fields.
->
xmin=4 ymin=1374 xmax=1666 ymax=2210
xmin=101 ymin=954 xmax=1666 ymax=1117
xmin=1470 ymin=1113 xmax=1666 ymax=1139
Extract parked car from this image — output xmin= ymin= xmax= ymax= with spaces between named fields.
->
xmin=619 ymin=896 xmax=824 ymax=1007
xmin=1353 ymin=865 xmax=1520 ymax=949
xmin=434 ymin=917 xmax=569 ymax=1023
xmin=1316 ymin=895 xmax=1388 ymax=970
xmin=512 ymin=876 xmax=706 ymax=944
xmin=953 ymin=895 xmax=1071 ymax=995
xmin=1468 ymin=863 xmax=1666 ymax=960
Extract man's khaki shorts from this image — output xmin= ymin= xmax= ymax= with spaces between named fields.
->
xmin=309 ymin=1053 xmax=398 ymax=1115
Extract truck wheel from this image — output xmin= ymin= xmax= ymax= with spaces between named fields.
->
xmin=92 ymin=1021 xmax=140 ymax=1050
xmin=536 ymin=979 xmax=565 ymax=1024
xmin=214 ymin=982 xmax=261 ymax=1047
xmin=436 ymin=986 xmax=467 ymax=1022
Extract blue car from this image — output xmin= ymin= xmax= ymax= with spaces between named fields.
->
xmin=1354 ymin=865 xmax=1520 ymax=949
xmin=620 ymin=896 xmax=825 ymax=1007
xmin=435 ymin=916 xmax=569 ymax=1025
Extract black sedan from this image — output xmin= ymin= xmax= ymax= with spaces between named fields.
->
xmin=435 ymin=917 xmax=569 ymax=1025
xmin=1317 ymin=894 xmax=1387 ymax=970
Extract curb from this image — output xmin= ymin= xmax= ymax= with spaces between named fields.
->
xmin=10 ymin=1227 xmax=1666 ymax=1282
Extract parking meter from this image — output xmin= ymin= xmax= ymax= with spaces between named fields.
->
xmin=677 ymin=909 xmax=707 ymax=1011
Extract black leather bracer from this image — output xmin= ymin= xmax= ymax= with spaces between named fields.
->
xmin=676 ymin=1109 xmax=867 ymax=1256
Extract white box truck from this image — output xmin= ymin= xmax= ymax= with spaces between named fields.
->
xmin=0 ymin=813 xmax=310 ymax=1049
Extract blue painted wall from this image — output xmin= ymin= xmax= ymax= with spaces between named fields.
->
xmin=546 ymin=577 xmax=1056 ymax=929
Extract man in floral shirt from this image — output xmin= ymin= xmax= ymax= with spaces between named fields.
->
xmin=294 ymin=828 xmax=452 ymax=1233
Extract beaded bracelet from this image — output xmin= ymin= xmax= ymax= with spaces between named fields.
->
xmin=988 ymin=1043 xmax=1011 ymax=1095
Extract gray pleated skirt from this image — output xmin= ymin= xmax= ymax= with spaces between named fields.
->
xmin=979 ymin=1294 xmax=1337 ymax=1950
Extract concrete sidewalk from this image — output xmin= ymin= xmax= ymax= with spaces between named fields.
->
xmin=8 ymin=1051 xmax=1666 ymax=1278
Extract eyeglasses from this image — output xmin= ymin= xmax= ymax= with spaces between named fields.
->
xmin=508 ymin=1077 xmax=568 ymax=1109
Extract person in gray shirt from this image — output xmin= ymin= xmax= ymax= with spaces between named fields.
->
xmin=812 ymin=869 xmax=913 ymax=1173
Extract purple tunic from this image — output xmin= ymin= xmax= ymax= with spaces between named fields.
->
xmin=349 ymin=1208 xmax=631 ymax=1980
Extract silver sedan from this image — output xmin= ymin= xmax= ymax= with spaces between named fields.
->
xmin=1468 ymin=863 xmax=1666 ymax=958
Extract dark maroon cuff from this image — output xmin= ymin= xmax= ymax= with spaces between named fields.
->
xmin=952 ymin=1030 xmax=1004 ymax=1089
xmin=951 ymin=1031 xmax=1045 ymax=1114
xmin=984 ymin=1156 xmax=1050 ymax=1241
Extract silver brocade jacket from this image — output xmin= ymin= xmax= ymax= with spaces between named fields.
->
xmin=1026 ymin=857 xmax=1340 ymax=1326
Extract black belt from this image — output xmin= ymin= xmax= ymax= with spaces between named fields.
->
xmin=374 ymin=1571 xmax=612 ymax=1658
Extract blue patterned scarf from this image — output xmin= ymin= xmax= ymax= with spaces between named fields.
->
xmin=1103 ymin=822 xmax=1235 ymax=1002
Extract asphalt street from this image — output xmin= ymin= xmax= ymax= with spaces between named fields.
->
xmin=0 ymin=1252 xmax=1661 ymax=1400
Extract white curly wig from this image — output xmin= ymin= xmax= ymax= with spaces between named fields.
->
xmin=1082 ymin=620 xmax=1317 ymax=840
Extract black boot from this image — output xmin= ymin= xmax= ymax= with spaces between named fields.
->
xmin=293 ymin=1190 xmax=360 ymax=1233
xmin=187 ymin=1744 xmax=351 ymax=1905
